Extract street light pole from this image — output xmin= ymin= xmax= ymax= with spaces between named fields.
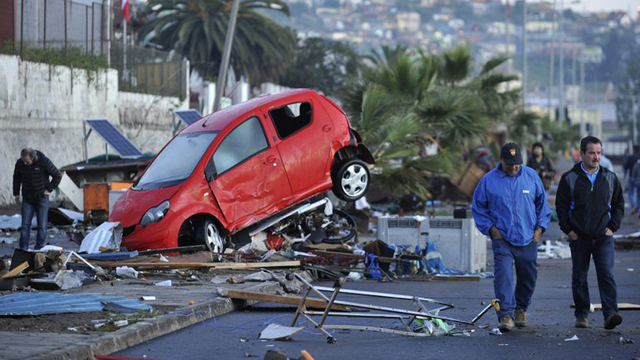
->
xmin=558 ymin=0 xmax=565 ymax=122
xmin=548 ymin=0 xmax=556 ymax=120
xmin=214 ymin=0 xmax=241 ymax=111
xmin=522 ymin=0 xmax=527 ymax=109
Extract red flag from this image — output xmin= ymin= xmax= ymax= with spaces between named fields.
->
xmin=122 ymin=0 xmax=130 ymax=22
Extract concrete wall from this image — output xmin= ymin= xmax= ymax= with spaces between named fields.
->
xmin=0 ymin=54 xmax=187 ymax=205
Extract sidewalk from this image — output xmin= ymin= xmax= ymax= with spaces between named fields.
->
xmin=0 ymin=271 xmax=307 ymax=360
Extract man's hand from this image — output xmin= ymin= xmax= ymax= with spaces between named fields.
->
xmin=490 ymin=226 xmax=503 ymax=240
xmin=533 ymin=228 xmax=543 ymax=243
xmin=568 ymin=231 xmax=579 ymax=241
xmin=605 ymin=228 xmax=614 ymax=236
xmin=43 ymin=190 xmax=51 ymax=197
xmin=14 ymin=195 xmax=20 ymax=203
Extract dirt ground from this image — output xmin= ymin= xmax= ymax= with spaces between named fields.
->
xmin=0 ymin=307 xmax=172 ymax=333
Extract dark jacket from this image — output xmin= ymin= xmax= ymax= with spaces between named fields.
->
xmin=555 ymin=162 xmax=624 ymax=239
xmin=623 ymin=153 xmax=640 ymax=174
xmin=13 ymin=150 xmax=62 ymax=203
xmin=526 ymin=155 xmax=556 ymax=190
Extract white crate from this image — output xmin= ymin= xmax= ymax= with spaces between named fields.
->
xmin=376 ymin=216 xmax=429 ymax=249
xmin=429 ymin=217 xmax=487 ymax=273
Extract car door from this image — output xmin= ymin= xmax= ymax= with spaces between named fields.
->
xmin=263 ymin=97 xmax=334 ymax=195
xmin=207 ymin=116 xmax=292 ymax=229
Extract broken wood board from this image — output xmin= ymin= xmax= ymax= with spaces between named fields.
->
xmin=92 ymin=260 xmax=301 ymax=269
xmin=1 ymin=261 xmax=29 ymax=279
xmin=225 ymin=289 xmax=350 ymax=312
xmin=432 ymin=274 xmax=481 ymax=281
xmin=594 ymin=303 xmax=640 ymax=311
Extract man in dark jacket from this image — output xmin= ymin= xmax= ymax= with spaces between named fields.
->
xmin=12 ymin=148 xmax=62 ymax=250
xmin=556 ymin=136 xmax=624 ymax=330
xmin=624 ymin=145 xmax=640 ymax=213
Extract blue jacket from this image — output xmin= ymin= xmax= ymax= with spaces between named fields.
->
xmin=472 ymin=163 xmax=551 ymax=246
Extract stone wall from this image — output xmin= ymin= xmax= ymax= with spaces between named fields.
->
xmin=0 ymin=54 xmax=187 ymax=205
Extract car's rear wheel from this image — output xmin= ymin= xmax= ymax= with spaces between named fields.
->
xmin=195 ymin=219 xmax=225 ymax=253
xmin=332 ymin=159 xmax=370 ymax=201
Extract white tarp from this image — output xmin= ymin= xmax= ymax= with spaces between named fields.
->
xmin=0 ymin=214 xmax=37 ymax=230
xmin=79 ymin=222 xmax=122 ymax=254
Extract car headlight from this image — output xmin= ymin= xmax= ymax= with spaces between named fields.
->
xmin=140 ymin=200 xmax=170 ymax=228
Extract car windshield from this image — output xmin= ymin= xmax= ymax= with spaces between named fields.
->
xmin=135 ymin=131 xmax=218 ymax=190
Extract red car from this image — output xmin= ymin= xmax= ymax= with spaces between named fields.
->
xmin=109 ymin=89 xmax=374 ymax=252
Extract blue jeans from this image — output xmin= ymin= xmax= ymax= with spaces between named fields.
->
xmin=570 ymin=236 xmax=618 ymax=319
xmin=492 ymin=239 xmax=538 ymax=319
xmin=19 ymin=197 xmax=49 ymax=250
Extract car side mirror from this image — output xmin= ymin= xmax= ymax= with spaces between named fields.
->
xmin=205 ymin=158 xmax=216 ymax=182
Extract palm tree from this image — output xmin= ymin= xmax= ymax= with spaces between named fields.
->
xmin=140 ymin=0 xmax=295 ymax=87
xmin=341 ymin=44 xmax=521 ymax=199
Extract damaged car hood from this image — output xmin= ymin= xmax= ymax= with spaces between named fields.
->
xmin=109 ymin=185 xmax=182 ymax=228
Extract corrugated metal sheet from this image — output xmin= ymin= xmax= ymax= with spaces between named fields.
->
xmin=0 ymin=292 xmax=151 ymax=316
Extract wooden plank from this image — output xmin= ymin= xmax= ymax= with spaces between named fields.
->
xmin=432 ymin=274 xmax=480 ymax=282
xmin=225 ymin=289 xmax=350 ymax=312
xmin=593 ymin=303 xmax=640 ymax=310
xmin=1 ymin=261 xmax=29 ymax=279
xmin=92 ymin=260 xmax=300 ymax=269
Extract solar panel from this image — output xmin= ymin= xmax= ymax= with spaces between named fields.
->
xmin=84 ymin=119 xmax=143 ymax=158
xmin=174 ymin=109 xmax=203 ymax=126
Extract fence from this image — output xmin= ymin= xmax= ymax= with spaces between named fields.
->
xmin=111 ymin=42 xmax=188 ymax=99
xmin=2 ymin=0 xmax=187 ymax=99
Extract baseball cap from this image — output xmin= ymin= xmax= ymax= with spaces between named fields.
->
xmin=500 ymin=143 xmax=523 ymax=166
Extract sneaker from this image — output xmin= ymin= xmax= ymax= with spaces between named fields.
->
xmin=499 ymin=315 xmax=515 ymax=332
xmin=514 ymin=309 xmax=527 ymax=328
xmin=575 ymin=317 xmax=589 ymax=328
xmin=604 ymin=313 xmax=622 ymax=330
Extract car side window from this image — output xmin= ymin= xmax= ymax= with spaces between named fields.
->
xmin=269 ymin=102 xmax=312 ymax=139
xmin=213 ymin=117 xmax=269 ymax=175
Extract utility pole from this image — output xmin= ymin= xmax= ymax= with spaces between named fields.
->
xmin=214 ymin=0 xmax=240 ymax=111
xmin=548 ymin=0 xmax=556 ymax=120
xmin=505 ymin=0 xmax=512 ymax=90
xmin=558 ymin=0 xmax=565 ymax=122
xmin=580 ymin=54 xmax=585 ymax=135
xmin=522 ymin=0 xmax=527 ymax=108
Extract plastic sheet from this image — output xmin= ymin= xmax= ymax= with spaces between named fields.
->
xmin=79 ymin=222 xmax=122 ymax=254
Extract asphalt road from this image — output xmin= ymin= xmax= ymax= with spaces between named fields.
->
xmin=116 ymin=234 xmax=640 ymax=359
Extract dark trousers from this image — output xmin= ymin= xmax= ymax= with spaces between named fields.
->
xmin=492 ymin=239 xmax=538 ymax=319
xmin=19 ymin=197 xmax=49 ymax=250
xmin=570 ymin=236 xmax=618 ymax=319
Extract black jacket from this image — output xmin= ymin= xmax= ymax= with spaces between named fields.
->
xmin=13 ymin=150 xmax=62 ymax=203
xmin=556 ymin=162 xmax=624 ymax=239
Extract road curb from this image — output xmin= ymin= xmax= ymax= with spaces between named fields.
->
xmin=30 ymin=281 xmax=283 ymax=360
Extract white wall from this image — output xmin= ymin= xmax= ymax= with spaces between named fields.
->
xmin=0 ymin=54 xmax=187 ymax=205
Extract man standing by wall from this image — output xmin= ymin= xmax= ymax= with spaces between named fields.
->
xmin=556 ymin=136 xmax=624 ymax=330
xmin=623 ymin=145 xmax=639 ymax=213
xmin=12 ymin=148 xmax=62 ymax=250
xmin=473 ymin=143 xmax=551 ymax=332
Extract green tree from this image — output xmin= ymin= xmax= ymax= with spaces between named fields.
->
xmin=341 ymin=45 xmax=519 ymax=199
xmin=140 ymin=0 xmax=296 ymax=87
xmin=279 ymin=37 xmax=361 ymax=97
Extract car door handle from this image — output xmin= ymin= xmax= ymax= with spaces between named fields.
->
xmin=265 ymin=155 xmax=277 ymax=166
xmin=322 ymin=125 xmax=332 ymax=132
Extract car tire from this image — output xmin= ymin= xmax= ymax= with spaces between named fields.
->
xmin=195 ymin=219 xmax=225 ymax=253
xmin=332 ymin=159 xmax=370 ymax=202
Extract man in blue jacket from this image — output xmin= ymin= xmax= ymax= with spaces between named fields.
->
xmin=473 ymin=143 xmax=551 ymax=332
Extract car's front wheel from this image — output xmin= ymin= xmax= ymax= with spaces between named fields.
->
xmin=332 ymin=159 xmax=370 ymax=201
xmin=195 ymin=219 xmax=225 ymax=253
